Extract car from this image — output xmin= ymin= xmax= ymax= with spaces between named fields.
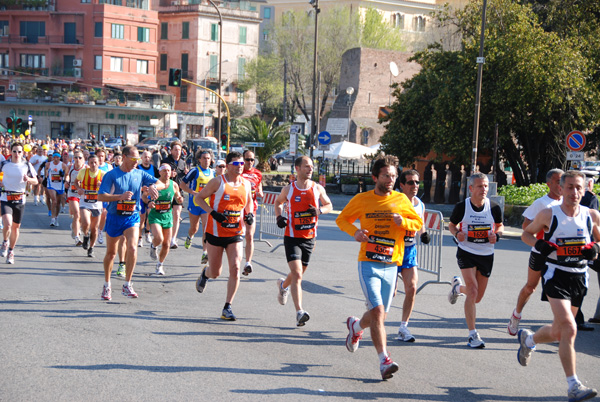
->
xmin=103 ymin=137 xmax=123 ymax=151
xmin=583 ymin=161 xmax=600 ymax=172
xmin=273 ymin=149 xmax=305 ymax=165
xmin=136 ymin=137 xmax=178 ymax=152
xmin=78 ymin=139 xmax=105 ymax=150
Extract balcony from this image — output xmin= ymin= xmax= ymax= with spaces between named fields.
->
xmin=0 ymin=35 xmax=83 ymax=45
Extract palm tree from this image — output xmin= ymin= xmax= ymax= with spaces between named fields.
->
xmin=231 ymin=116 xmax=290 ymax=171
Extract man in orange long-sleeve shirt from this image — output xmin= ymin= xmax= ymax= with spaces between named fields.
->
xmin=336 ymin=156 xmax=423 ymax=381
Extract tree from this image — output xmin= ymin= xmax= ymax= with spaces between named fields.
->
xmin=381 ymin=0 xmax=600 ymax=185
xmin=360 ymin=8 xmax=406 ymax=51
xmin=231 ymin=116 xmax=290 ymax=172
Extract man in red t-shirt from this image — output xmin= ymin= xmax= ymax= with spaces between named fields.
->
xmin=240 ymin=150 xmax=263 ymax=276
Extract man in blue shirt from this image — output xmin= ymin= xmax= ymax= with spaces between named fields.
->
xmin=98 ymin=146 xmax=166 ymax=301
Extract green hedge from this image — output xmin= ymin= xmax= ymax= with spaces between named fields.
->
xmin=498 ymin=184 xmax=548 ymax=206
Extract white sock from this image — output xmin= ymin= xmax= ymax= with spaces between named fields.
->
xmin=378 ymin=351 xmax=388 ymax=364
xmin=525 ymin=334 xmax=536 ymax=348
xmin=513 ymin=309 xmax=521 ymax=319
xmin=469 ymin=329 xmax=478 ymax=337
xmin=352 ymin=319 xmax=363 ymax=333
xmin=125 ymin=281 xmax=131 ymax=287
xmin=105 ymin=281 xmax=110 ymax=288
xmin=567 ymin=375 xmax=580 ymax=389
xmin=400 ymin=321 xmax=408 ymax=328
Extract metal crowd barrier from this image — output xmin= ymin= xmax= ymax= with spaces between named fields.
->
xmin=257 ymin=191 xmax=285 ymax=251
xmin=415 ymin=209 xmax=451 ymax=293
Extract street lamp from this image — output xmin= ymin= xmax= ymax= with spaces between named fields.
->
xmin=346 ymin=86 xmax=354 ymax=141
xmin=207 ymin=0 xmax=223 ymax=139
xmin=309 ymin=0 xmax=320 ymax=158
xmin=202 ymin=59 xmax=230 ymax=137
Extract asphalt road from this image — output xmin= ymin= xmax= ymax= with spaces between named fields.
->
xmin=0 ymin=196 xmax=598 ymax=402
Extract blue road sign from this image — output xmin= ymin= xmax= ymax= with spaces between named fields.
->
xmin=318 ymin=131 xmax=331 ymax=145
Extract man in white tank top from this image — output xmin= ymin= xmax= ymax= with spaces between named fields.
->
xmin=519 ymin=170 xmax=599 ymax=402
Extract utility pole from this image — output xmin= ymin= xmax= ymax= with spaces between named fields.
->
xmin=470 ymin=0 xmax=488 ymax=176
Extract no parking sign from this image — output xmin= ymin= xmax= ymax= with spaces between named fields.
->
xmin=566 ymin=130 xmax=586 ymax=152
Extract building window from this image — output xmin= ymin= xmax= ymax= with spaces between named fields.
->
xmin=238 ymin=57 xmax=246 ymax=79
xmin=94 ymin=22 xmax=102 ymax=37
xmin=110 ymin=57 xmax=123 ymax=72
xmin=94 ymin=55 xmax=102 ymax=70
xmin=239 ymin=26 xmax=247 ymax=44
xmin=208 ymin=54 xmax=218 ymax=79
xmin=0 ymin=54 xmax=8 ymax=68
xmin=210 ymin=23 xmax=218 ymax=41
xmin=136 ymin=60 xmax=148 ymax=74
xmin=159 ymin=85 xmax=166 ymax=91
xmin=160 ymin=54 xmax=167 ymax=71
xmin=20 ymin=21 xmax=45 ymax=43
xmin=236 ymin=90 xmax=244 ymax=106
xmin=111 ymin=24 xmax=124 ymax=39
xmin=262 ymin=29 xmax=269 ymax=41
xmin=264 ymin=7 xmax=271 ymax=19
xmin=81 ymin=0 xmax=91 ymax=3
xmin=392 ymin=13 xmax=404 ymax=29
xmin=137 ymin=27 xmax=149 ymax=42
xmin=413 ymin=16 xmax=426 ymax=32
xmin=209 ymin=85 xmax=217 ymax=103
xmin=182 ymin=21 xmax=189 ymax=39
xmin=20 ymin=54 xmax=45 ymax=68
xmin=180 ymin=85 xmax=188 ymax=103
xmin=0 ymin=21 xmax=9 ymax=36
xmin=160 ymin=22 xmax=168 ymax=39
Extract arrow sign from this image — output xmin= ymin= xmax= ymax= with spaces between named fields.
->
xmin=566 ymin=130 xmax=586 ymax=152
xmin=318 ymin=131 xmax=331 ymax=145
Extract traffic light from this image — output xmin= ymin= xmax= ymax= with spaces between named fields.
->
xmin=6 ymin=117 xmax=13 ymax=134
xmin=15 ymin=118 xmax=22 ymax=134
xmin=168 ymin=68 xmax=182 ymax=87
xmin=220 ymin=133 xmax=227 ymax=151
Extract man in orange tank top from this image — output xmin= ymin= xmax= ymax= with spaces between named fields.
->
xmin=274 ymin=156 xmax=332 ymax=327
xmin=193 ymin=151 xmax=254 ymax=321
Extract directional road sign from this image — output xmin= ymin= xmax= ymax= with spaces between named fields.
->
xmin=318 ymin=131 xmax=331 ymax=145
xmin=566 ymin=130 xmax=586 ymax=152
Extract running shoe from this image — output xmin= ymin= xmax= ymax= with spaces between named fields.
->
xmin=345 ymin=316 xmax=363 ymax=353
xmin=70 ymin=227 xmax=76 ymax=239
xmin=122 ymin=283 xmax=138 ymax=298
xmin=101 ymin=285 xmax=111 ymax=300
xmin=144 ymin=232 xmax=152 ymax=244
xmin=82 ymin=236 xmax=89 ymax=250
xmin=60 ymin=206 xmax=66 ymax=214
xmin=277 ymin=278 xmax=289 ymax=305
xmin=87 ymin=247 xmax=94 ymax=258
xmin=170 ymin=239 xmax=178 ymax=249
xmin=98 ymin=231 xmax=104 ymax=245
xmin=34 ymin=198 xmax=38 ymax=206
xmin=517 ymin=329 xmax=535 ymax=366
xmin=397 ymin=326 xmax=416 ymax=342
xmin=448 ymin=276 xmax=463 ymax=305
xmin=242 ymin=262 xmax=252 ymax=276
xmin=221 ymin=306 xmax=236 ymax=321
xmin=6 ymin=251 xmax=14 ymax=264
xmin=47 ymin=210 xmax=51 ymax=216
xmin=296 ymin=310 xmax=310 ymax=327
xmin=116 ymin=263 xmax=126 ymax=277
xmin=50 ymin=217 xmax=56 ymax=227
xmin=568 ymin=382 xmax=597 ymax=402
xmin=184 ymin=236 xmax=192 ymax=249
xmin=200 ymin=250 xmax=208 ymax=264
xmin=149 ymin=244 xmax=158 ymax=261
xmin=154 ymin=263 xmax=165 ymax=276
xmin=138 ymin=237 xmax=143 ymax=248
xmin=380 ymin=356 xmax=399 ymax=380
xmin=508 ymin=311 xmax=521 ymax=336
xmin=0 ymin=241 xmax=8 ymax=258
xmin=468 ymin=331 xmax=485 ymax=349
xmin=75 ymin=236 xmax=83 ymax=247
xmin=55 ymin=219 xmax=59 ymax=227
xmin=41 ymin=198 xmax=46 ymax=205
xmin=196 ymin=267 xmax=208 ymax=293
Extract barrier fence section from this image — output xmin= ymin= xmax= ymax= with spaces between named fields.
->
xmin=415 ymin=209 xmax=450 ymax=293
xmin=257 ymin=191 xmax=285 ymax=251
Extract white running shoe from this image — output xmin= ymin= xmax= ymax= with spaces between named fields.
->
xmin=0 ymin=241 xmax=8 ymax=258
xmin=568 ymin=382 xmax=597 ymax=402
xmin=345 ymin=316 xmax=363 ymax=352
xmin=50 ymin=217 xmax=56 ymax=227
xmin=55 ymin=219 xmax=59 ymax=227
xmin=517 ymin=329 xmax=535 ymax=366
xmin=122 ymin=283 xmax=138 ymax=298
xmin=144 ymin=232 xmax=152 ymax=243
xmin=448 ymin=276 xmax=463 ymax=304
xmin=296 ymin=310 xmax=310 ymax=327
xmin=508 ymin=311 xmax=521 ymax=336
xmin=154 ymin=263 xmax=165 ymax=276
xmin=397 ymin=326 xmax=416 ymax=342
xmin=6 ymin=251 xmax=14 ymax=264
xmin=380 ymin=355 xmax=399 ymax=380
xmin=138 ymin=237 xmax=143 ymax=248
xmin=468 ymin=331 xmax=485 ymax=349
xmin=98 ymin=231 xmax=104 ymax=245
xmin=149 ymin=245 xmax=158 ymax=261
xmin=101 ymin=285 xmax=111 ymax=301
xmin=277 ymin=278 xmax=289 ymax=305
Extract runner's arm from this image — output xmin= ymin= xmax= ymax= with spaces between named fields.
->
xmin=274 ymin=185 xmax=290 ymax=218
xmin=522 ymin=208 xmax=552 ymax=247
xmin=193 ymin=177 xmax=221 ymax=213
xmin=316 ymin=184 xmax=333 ymax=215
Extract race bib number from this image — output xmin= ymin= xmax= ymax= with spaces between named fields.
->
xmin=467 ymin=224 xmax=492 ymax=243
xmin=293 ymin=210 xmax=316 ymax=231
xmin=116 ymin=200 xmax=136 ymax=216
xmin=6 ymin=192 xmax=23 ymax=203
xmin=71 ymin=185 xmax=76 ymax=191
xmin=221 ymin=209 xmax=241 ymax=229
xmin=404 ymin=230 xmax=416 ymax=246
xmin=365 ymin=235 xmax=395 ymax=263
xmin=84 ymin=190 xmax=98 ymax=203
xmin=51 ymin=174 xmax=62 ymax=182
xmin=154 ymin=200 xmax=171 ymax=214
xmin=556 ymin=237 xmax=586 ymax=264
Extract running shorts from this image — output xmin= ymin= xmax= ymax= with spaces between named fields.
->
xmin=541 ymin=268 xmax=587 ymax=308
xmin=1 ymin=201 xmax=25 ymax=224
xmin=456 ymin=247 xmax=494 ymax=278
xmin=105 ymin=213 xmax=140 ymax=238
xmin=358 ymin=260 xmax=398 ymax=312
xmin=284 ymin=236 xmax=315 ymax=266
xmin=205 ymin=232 xmax=243 ymax=248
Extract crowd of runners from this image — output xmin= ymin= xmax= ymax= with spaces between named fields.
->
xmin=0 ymin=137 xmax=598 ymax=401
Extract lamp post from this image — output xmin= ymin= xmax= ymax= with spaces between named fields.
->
xmin=202 ymin=59 xmax=230 ymax=137
xmin=470 ymin=0 xmax=488 ymax=176
xmin=207 ymin=0 xmax=223 ymax=138
xmin=346 ymin=86 xmax=354 ymax=142
xmin=309 ymin=0 xmax=319 ymax=158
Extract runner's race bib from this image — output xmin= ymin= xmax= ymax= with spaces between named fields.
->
xmin=51 ymin=174 xmax=62 ymax=182
xmin=467 ymin=224 xmax=492 ymax=243
xmin=116 ymin=200 xmax=136 ymax=216
xmin=293 ymin=210 xmax=316 ymax=231
xmin=154 ymin=200 xmax=171 ymax=214
xmin=556 ymin=237 xmax=586 ymax=264
xmin=6 ymin=192 xmax=23 ymax=204
xmin=404 ymin=230 xmax=416 ymax=246
xmin=366 ymin=235 xmax=395 ymax=263
xmin=221 ymin=209 xmax=241 ymax=228
xmin=84 ymin=190 xmax=98 ymax=203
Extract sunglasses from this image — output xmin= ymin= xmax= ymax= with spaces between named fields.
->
xmin=406 ymin=180 xmax=420 ymax=185
xmin=12 ymin=150 xmax=23 ymax=153
xmin=245 ymin=158 xmax=255 ymax=162
xmin=229 ymin=161 xmax=244 ymax=166
xmin=74 ymin=156 xmax=83 ymax=159
xmin=130 ymin=156 xmax=141 ymax=162
xmin=217 ymin=165 xmax=226 ymax=168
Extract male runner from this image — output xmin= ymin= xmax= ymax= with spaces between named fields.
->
xmin=274 ymin=156 xmax=332 ymax=326
xmin=75 ymin=154 xmax=104 ymax=258
xmin=447 ymin=172 xmax=504 ymax=348
xmin=181 ymin=149 xmax=214 ymax=263
xmin=28 ymin=145 xmax=47 ymax=205
xmin=395 ymin=169 xmax=430 ymax=342
xmin=162 ymin=141 xmax=187 ymax=249
xmin=194 ymin=151 xmax=253 ymax=321
xmin=0 ymin=142 xmax=38 ymax=264
xmin=96 ymin=148 xmax=113 ymax=246
xmin=508 ymin=169 xmax=563 ymax=335
xmin=336 ymin=156 xmax=422 ymax=380
xmin=66 ymin=150 xmax=85 ymax=245
xmin=97 ymin=146 xmax=164 ymax=300
xmin=518 ymin=170 xmax=598 ymax=402
xmin=137 ymin=150 xmax=159 ymax=247
xmin=45 ymin=152 xmax=67 ymax=227
xmin=240 ymin=149 xmax=263 ymax=276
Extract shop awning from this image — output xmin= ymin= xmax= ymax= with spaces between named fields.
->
xmin=106 ymin=85 xmax=172 ymax=96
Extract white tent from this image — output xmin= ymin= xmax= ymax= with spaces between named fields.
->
xmin=369 ymin=143 xmax=381 ymax=152
xmin=322 ymin=141 xmax=374 ymax=160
